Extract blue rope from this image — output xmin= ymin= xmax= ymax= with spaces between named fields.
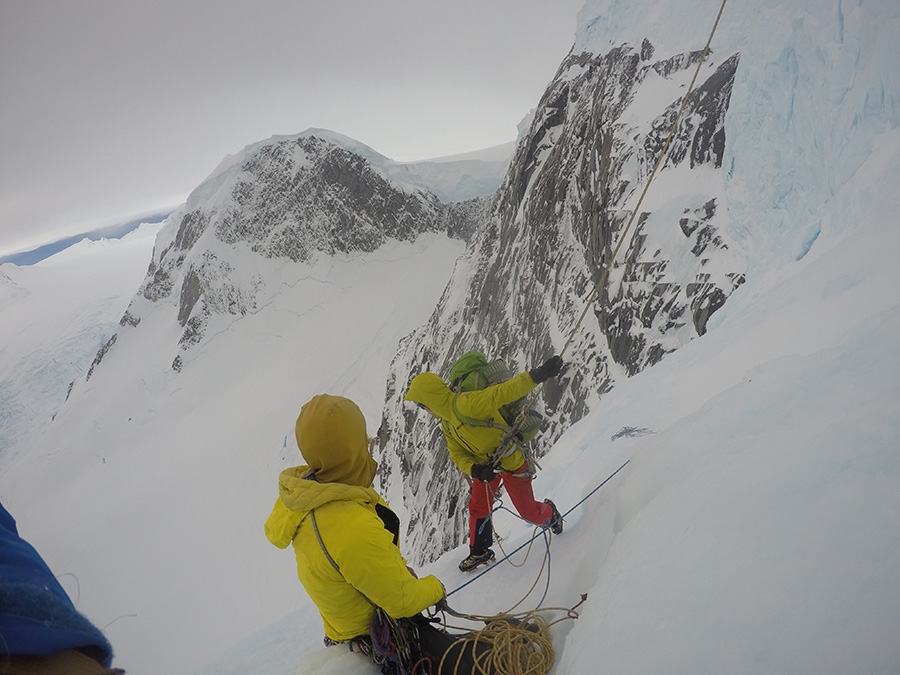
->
xmin=558 ymin=458 xmax=630 ymax=521
xmin=447 ymin=459 xmax=630 ymax=596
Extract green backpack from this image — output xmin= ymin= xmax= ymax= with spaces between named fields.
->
xmin=448 ymin=351 xmax=543 ymax=443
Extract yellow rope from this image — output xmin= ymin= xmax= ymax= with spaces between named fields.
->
xmin=445 ymin=614 xmax=555 ymax=675
xmin=435 ymin=612 xmax=556 ymax=675
xmin=483 ymin=482 xmax=546 ymax=573
xmin=494 ymin=530 xmax=552 ymax=618
xmin=435 ymin=597 xmax=588 ymax=675
xmin=560 ymin=0 xmax=730 ymax=359
xmin=492 ymin=524 xmax=543 ymax=570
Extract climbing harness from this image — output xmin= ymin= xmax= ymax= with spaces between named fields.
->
xmin=447 ymin=350 xmax=545 ymax=477
xmin=311 ymin=509 xmax=426 ymax=673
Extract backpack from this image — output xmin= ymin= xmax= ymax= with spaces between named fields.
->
xmin=448 ymin=351 xmax=543 ymax=444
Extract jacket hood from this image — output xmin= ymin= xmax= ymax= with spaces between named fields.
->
xmin=277 ymin=465 xmax=381 ymax=515
xmin=294 ymin=394 xmax=377 ymax=487
xmin=404 ymin=372 xmax=454 ymax=419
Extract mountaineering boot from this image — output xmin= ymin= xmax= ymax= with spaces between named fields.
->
xmin=458 ymin=548 xmax=495 ymax=572
xmin=472 ymin=517 xmax=493 ymax=554
xmin=544 ymin=499 xmax=564 ymax=535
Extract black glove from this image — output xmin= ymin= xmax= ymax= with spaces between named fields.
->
xmin=470 ymin=463 xmax=497 ymax=482
xmin=529 ymin=355 xmax=564 ymax=383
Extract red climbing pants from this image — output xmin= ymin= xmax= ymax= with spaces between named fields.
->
xmin=468 ymin=462 xmax=553 ymax=547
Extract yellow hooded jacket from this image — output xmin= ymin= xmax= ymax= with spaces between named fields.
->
xmin=264 ymin=395 xmax=444 ymax=641
xmin=404 ymin=371 xmax=538 ymax=474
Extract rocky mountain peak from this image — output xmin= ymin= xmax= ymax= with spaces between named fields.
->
xmin=94 ymin=132 xmax=492 ymax=374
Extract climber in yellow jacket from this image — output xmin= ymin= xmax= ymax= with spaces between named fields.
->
xmin=264 ymin=394 xmax=445 ymax=646
xmin=405 ymin=356 xmax=565 ymax=572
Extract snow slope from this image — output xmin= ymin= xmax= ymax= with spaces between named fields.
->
xmin=2 ymin=128 xmax=897 ymax=675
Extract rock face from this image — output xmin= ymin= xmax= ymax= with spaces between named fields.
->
xmin=376 ymin=43 xmax=747 ymax=565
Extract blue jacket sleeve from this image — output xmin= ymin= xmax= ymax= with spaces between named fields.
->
xmin=0 ymin=503 xmax=115 ymax=667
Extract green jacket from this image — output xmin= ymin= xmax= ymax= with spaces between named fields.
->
xmin=405 ymin=371 xmax=537 ymax=474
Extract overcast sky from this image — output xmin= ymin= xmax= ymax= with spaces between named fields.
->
xmin=0 ymin=1 xmax=582 ymax=257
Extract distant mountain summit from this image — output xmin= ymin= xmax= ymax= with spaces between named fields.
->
xmin=191 ymin=129 xmax=513 ymax=207
xmin=97 ymin=130 xmax=504 ymax=368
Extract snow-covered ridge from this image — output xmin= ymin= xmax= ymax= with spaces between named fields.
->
xmin=189 ymin=128 xmax=513 ymax=209
xmin=104 ymin=130 xmax=501 ymax=374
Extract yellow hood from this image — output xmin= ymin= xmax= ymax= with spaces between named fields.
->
xmin=295 ymin=394 xmax=377 ymax=487
xmin=266 ymin=397 xmax=446 ymax=642
xmin=277 ymin=465 xmax=381 ymax=516
xmin=404 ymin=372 xmax=454 ymax=418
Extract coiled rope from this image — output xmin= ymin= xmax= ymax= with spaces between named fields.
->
xmin=438 ymin=612 xmax=555 ymax=675
xmin=434 ymin=591 xmax=590 ymax=675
